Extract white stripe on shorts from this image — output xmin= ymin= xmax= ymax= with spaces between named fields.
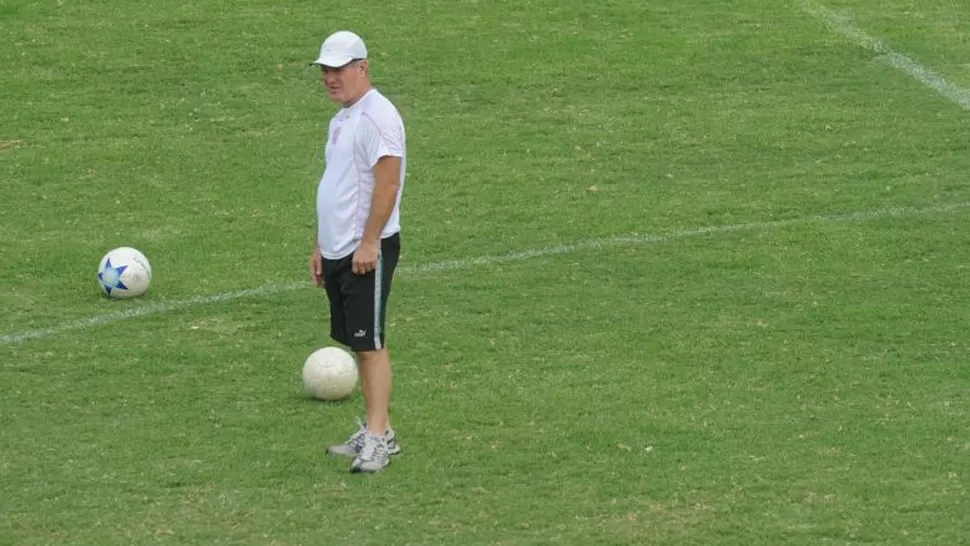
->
xmin=373 ymin=250 xmax=383 ymax=349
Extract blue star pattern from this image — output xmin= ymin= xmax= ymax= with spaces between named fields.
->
xmin=98 ymin=258 xmax=129 ymax=295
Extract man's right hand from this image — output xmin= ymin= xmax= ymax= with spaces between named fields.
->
xmin=310 ymin=246 xmax=324 ymax=288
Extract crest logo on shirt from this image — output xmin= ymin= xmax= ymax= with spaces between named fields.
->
xmin=331 ymin=126 xmax=341 ymax=145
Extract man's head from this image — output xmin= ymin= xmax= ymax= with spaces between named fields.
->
xmin=312 ymin=31 xmax=371 ymax=106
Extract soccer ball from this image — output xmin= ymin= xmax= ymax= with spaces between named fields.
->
xmin=302 ymin=347 xmax=358 ymax=401
xmin=97 ymin=247 xmax=152 ymax=299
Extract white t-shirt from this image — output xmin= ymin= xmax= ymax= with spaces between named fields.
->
xmin=316 ymin=88 xmax=406 ymax=260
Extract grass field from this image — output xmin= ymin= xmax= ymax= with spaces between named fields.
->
xmin=2 ymin=0 xmax=969 ymax=544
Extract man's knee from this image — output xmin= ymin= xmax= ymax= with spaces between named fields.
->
xmin=356 ymin=347 xmax=388 ymax=364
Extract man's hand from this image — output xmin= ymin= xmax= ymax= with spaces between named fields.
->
xmin=352 ymin=240 xmax=380 ymax=275
xmin=310 ymin=246 xmax=325 ymax=288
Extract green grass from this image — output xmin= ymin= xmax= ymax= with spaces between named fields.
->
xmin=2 ymin=0 xmax=970 ymax=544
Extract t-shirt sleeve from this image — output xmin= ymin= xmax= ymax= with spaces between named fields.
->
xmin=358 ymin=113 xmax=404 ymax=168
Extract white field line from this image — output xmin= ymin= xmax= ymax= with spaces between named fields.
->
xmin=801 ymin=0 xmax=970 ymax=111
xmin=2 ymin=200 xmax=969 ymax=347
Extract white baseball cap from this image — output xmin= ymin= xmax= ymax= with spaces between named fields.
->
xmin=311 ymin=30 xmax=368 ymax=68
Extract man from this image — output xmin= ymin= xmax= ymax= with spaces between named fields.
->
xmin=308 ymin=30 xmax=407 ymax=473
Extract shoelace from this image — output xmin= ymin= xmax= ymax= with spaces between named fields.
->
xmin=358 ymin=434 xmax=388 ymax=462
xmin=348 ymin=417 xmax=367 ymax=449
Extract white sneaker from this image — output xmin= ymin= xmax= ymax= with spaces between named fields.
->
xmin=350 ymin=432 xmax=394 ymax=473
xmin=326 ymin=418 xmax=401 ymax=459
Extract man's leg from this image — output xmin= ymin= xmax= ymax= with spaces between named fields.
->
xmin=357 ymin=234 xmax=400 ymax=435
xmin=357 ymin=347 xmax=392 ymax=434
xmin=327 ymin=346 xmax=399 ymax=464
xmin=326 ymin=234 xmax=400 ymax=471
xmin=349 ymin=347 xmax=397 ymax=472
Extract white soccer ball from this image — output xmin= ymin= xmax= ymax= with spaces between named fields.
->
xmin=302 ymin=347 xmax=358 ymax=401
xmin=97 ymin=246 xmax=152 ymax=299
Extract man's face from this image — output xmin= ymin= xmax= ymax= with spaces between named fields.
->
xmin=321 ymin=60 xmax=368 ymax=105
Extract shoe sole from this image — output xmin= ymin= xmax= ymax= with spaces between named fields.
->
xmin=326 ymin=445 xmax=359 ymax=458
xmin=350 ymin=460 xmax=391 ymax=473
xmin=327 ymin=444 xmax=402 ymax=459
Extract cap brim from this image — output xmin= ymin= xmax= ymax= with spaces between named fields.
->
xmin=309 ymin=55 xmax=356 ymax=68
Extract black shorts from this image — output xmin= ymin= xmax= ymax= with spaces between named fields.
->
xmin=321 ymin=233 xmax=401 ymax=352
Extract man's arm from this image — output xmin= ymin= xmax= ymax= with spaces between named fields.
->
xmin=352 ymin=155 xmax=401 ymax=275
